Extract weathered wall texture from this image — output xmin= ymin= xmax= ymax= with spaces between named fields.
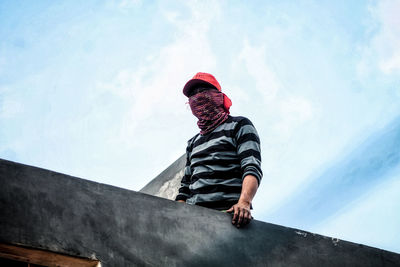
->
xmin=1 ymin=158 xmax=399 ymax=266
xmin=139 ymin=154 xmax=185 ymax=200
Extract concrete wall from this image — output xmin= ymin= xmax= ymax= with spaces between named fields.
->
xmin=1 ymin=158 xmax=399 ymax=266
xmin=139 ymin=154 xmax=186 ymax=200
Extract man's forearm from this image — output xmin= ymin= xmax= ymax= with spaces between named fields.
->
xmin=238 ymin=174 xmax=259 ymax=205
xmin=227 ymin=174 xmax=259 ymax=228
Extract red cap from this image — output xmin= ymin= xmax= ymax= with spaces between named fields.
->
xmin=183 ymin=72 xmax=221 ymax=96
xmin=183 ymin=72 xmax=232 ymax=111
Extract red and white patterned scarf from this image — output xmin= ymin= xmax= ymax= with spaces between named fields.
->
xmin=189 ymin=90 xmax=229 ymax=135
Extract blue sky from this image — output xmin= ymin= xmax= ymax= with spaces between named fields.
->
xmin=1 ymin=0 xmax=400 ymax=253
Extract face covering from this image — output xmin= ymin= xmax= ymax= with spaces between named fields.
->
xmin=189 ymin=89 xmax=229 ymax=135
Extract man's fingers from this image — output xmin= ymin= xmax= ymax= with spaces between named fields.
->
xmin=244 ymin=210 xmax=252 ymax=225
xmin=230 ymin=205 xmax=252 ymax=227
xmin=237 ymin=208 xmax=244 ymax=226
xmin=232 ymin=206 xmax=239 ymax=224
xmin=241 ymin=210 xmax=248 ymax=226
xmin=238 ymin=209 xmax=252 ymax=227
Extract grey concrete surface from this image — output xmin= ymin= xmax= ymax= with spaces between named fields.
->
xmin=139 ymin=154 xmax=186 ymax=200
xmin=1 ymin=158 xmax=399 ymax=266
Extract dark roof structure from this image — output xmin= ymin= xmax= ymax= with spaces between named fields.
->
xmin=0 ymin=158 xmax=399 ymax=266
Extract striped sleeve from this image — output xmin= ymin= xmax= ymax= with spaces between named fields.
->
xmin=235 ymin=117 xmax=263 ymax=185
xmin=175 ymin=143 xmax=192 ymax=201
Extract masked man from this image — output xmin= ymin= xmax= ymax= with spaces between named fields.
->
xmin=175 ymin=72 xmax=262 ymax=228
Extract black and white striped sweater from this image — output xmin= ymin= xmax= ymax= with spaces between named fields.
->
xmin=175 ymin=116 xmax=262 ymax=210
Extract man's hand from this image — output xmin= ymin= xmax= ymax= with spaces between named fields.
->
xmin=226 ymin=200 xmax=252 ymax=228
xmin=227 ymin=174 xmax=259 ymax=228
xmin=177 ymin=200 xmax=185 ymax=203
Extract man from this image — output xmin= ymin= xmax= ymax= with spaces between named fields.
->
xmin=175 ymin=72 xmax=262 ymax=228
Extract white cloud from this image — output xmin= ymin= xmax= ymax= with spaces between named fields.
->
xmin=373 ymin=0 xmax=400 ymax=74
xmin=274 ymin=96 xmax=313 ymax=136
xmin=93 ymin=0 xmax=222 ymax=171
xmin=237 ymin=40 xmax=314 ymax=138
xmin=358 ymin=0 xmax=400 ymax=76
xmin=0 ymin=87 xmax=24 ymax=119
xmin=238 ymin=40 xmax=280 ymax=102
xmin=109 ymin=0 xmax=141 ymax=10
xmin=236 ymin=40 xmax=317 ymax=213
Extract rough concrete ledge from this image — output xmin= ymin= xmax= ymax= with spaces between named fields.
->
xmin=139 ymin=154 xmax=185 ymax=200
xmin=0 ymin=158 xmax=399 ymax=266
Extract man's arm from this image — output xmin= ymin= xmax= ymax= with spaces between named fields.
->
xmin=228 ymin=117 xmax=262 ymax=228
xmin=175 ymin=145 xmax=192 ymax=203
xmin=175 ymin=163 xmax=191 ymax=203
xmin=227 ymin=174 xmax=258 ymax=227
